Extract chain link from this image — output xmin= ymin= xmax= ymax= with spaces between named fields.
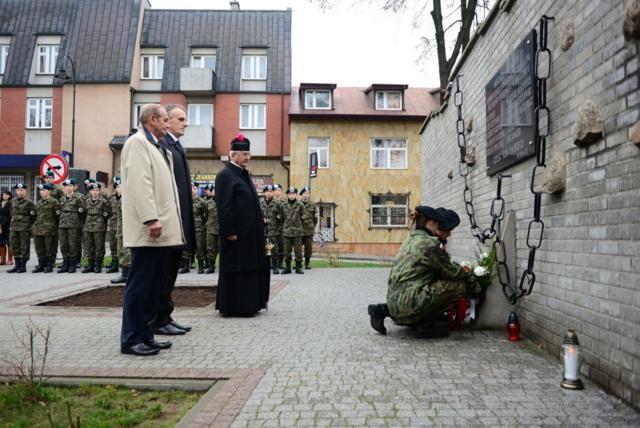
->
xmin=454 ymin=16 xmax=553 ymax=304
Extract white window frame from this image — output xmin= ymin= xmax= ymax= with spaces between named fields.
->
xmin=36 ymin=45 xmax=58 ymax=75
xmin=375 ymin=90 xmax=402 ymax=110
xmin=132 ymin=103 xmax=144 ymax=128
xmin=187 ymin=104 xmax=214 ymax=126
xmin=26 ymin=98 xmax=53 ymax=129
xmin=190 ymin=54 xmax=216 ymax=71
xmin=370 ymin=138 xmax=407 ymax=169
xmin=370 ymin=194 xmax=409 ymax=229
xmin=304 ymin=90 xmax=331 ymax=110
xmin=0 ymin=45 xmax=8 ymax=74
xmin=308 ymin=137 xmax=330 ymax=169
xmin=239 ymin=104 xmax=266 ymax=130
xmin=241 ymin=55 xmax=267 ymax=80
xmin=141 ymin=55 xmax=164 ymax=79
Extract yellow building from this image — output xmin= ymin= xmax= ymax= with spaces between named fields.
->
xmin=289 ymin=84 xmax=439 ymax=256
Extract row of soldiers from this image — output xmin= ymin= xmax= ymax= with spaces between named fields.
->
xmin=181 ymin=181 xmax=219 ymax=274
xmin=6 ymin=172 xmax=128 ymax=278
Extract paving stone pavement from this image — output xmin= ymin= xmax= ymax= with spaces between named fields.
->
xmin=1 ymin=262 xmax=639 ymax=427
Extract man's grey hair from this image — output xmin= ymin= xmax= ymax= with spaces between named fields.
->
xmin=165 ymin=104 xmax=186 ymax=117
xmin=138 ymin=103 xmax=165 ymax=125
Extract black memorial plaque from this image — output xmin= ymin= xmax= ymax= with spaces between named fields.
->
xmin=485 ymin=30 xmax=537 ymax=175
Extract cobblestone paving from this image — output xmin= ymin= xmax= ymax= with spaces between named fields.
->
xmin=1 ymin=263 xmax=639 ymax=427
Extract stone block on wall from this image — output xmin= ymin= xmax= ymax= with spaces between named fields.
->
xmin=574 ymin=100 xmax=604 ymax=146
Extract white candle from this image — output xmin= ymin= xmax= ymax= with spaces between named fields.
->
xmin=563 ymin=345 xmax=579 ymax=380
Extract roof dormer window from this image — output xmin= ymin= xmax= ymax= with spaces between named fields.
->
xmin=305 ymin=89 xmax=331 ymax=109
xmin=375 ymin=90 xmax=402 ymax=110
xmin=0 ymin=44 xmax=8 ymax=74
xmin=36 ymin=45 xmax=58 ymax=75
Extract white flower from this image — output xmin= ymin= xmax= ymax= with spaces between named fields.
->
xmin=478 ymin=252 xmax=489 ymax=261
xmin=460 ymin=261 xmax=472 ymax=269
xmin=474 ymin=266 xmax=488 ymax=277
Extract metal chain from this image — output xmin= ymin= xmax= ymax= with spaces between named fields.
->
xmin=454 ymin=16 xmax=553 ymax=304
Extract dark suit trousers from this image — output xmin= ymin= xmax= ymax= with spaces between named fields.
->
xmin=120 ymin=247 xmax=169 ymax=349
xmin=152 ymin=248 xmax=181 ymax=327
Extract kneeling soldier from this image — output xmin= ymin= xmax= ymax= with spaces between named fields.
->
xmin=32 ymin=184 xmax=59 ymax=273
xmin=82 ymin=183 xmax=111 ymax=273
xmin=7 ymin=183 xmax=35 ymax=273
xmin=281 ymin=187 xmax=305 ymax=274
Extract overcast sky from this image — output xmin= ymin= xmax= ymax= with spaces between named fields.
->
xmin=150 ymin=0 xmax=441 ymax=88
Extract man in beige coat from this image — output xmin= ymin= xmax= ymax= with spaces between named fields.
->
xmin=120 ymin=104 xmax=184 ymax=357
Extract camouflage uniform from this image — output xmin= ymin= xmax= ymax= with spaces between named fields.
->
xmin=386 ymin=228 xmax=478 ymax=325
xmin=32 ymin=196 xmax=59 ymax=272
xmin=281 ymin=198 xmax=305 ymax=273
xmin=82 ymin=197 xmax=110 ymax=272
xmin=181 ymin=195 xmax=207 ymax=273
xmin=300 ymin=199 xmax=317 ymax=269
xmin=8 ymin=196 xmax=35 ymax=272
xmin=260 ymin=196 xmax=282 ymax=273
xmin=107 ymin=192 xmax=119 ymax=269
xmin=275 ymin=196 xmax=285 ymax=268
xmin=74 ymin=191 xmax=85 ymax=264
xmin=204 ymin=197 xmax=219 ymax=274
xmin=50 ymin=186 xmax=64 ymax=202
xmin=115 ymin=195 xmax=130 ymax=269
xmin=58 ymin=192 xmax=84 ymax=273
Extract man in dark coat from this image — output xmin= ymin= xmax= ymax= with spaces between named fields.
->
xmin=215 ymin=134 xmax=270 ymax=316
xmin=152 ymin=104 xmax=195 ymax=335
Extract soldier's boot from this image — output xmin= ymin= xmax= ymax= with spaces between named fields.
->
xmin=82 ymin=261 xmax=95 ymax=273
xmin=178 ymin=257 xmax=190 ymax=274
xmin=197 ymin=258 xmax=205 ymax=274
xmin=16 ymin=259 xmax=27 ymax=273
xmin=106 ymin=258 xmax=119 ymax=274
xmin=367 ymin=303 xmax=390 ymax=335
xmin=110 ymin=267 xmax=129 ymax=284
xmin=7 ymin=257 xmax=21 ymax=273
xmin=305 ymin=257 xmax=311 ymax=270
xmin=282 ymin=261 xmax=292 ymax=274
xmin=67 ymin=259 xmax=77 ymax=273
xmin=94 ymin=261 xmax=102 ymax=274
xmin=295 ymin=261 xmax=304 ymax=274
xmin=0 ymin=246 xmax=5 ymax=265
xmin=205 ymin=259 xmax=215 ymax=274
xmin=271 ymin=259 xmax=280 ymax=275
xmin=43 ymin=258 xmax=54 ymax=273
xmin=57 ymin=258 xmax=69 ymax=273
xmin=32 ymin=259 xmax=45 ymax=273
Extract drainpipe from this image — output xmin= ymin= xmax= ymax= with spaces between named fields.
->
xmin=279 ymin=91 xmax=290 ymax=187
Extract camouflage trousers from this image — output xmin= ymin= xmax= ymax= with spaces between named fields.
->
xmin=206 ymin=233 xmax=219 ymax=267
xmin=116 ymin=233 xmax=131 ymax=268
xmin=108 ymin=229 xmax=118 ymax=263
xmin=34 ymin=235 xmax=57 ymax=260
xmin=184 ymin=228 xmax=206 ymax=262
xmin=59 ymin=228 xmax=80 ymax=261
xmin=283 ymin=236 xmax=302 ymax=263
xmin=388 ymin=279 xmax=468 ymax=325
xmin=302 ymin=235 xmax=313 ymax=259
xmin=77 ymin=227 xmax=84 ymax=259
xmin=84 ymin=231 xmax=105 ymax=265
xmin=9 ymin=230 xmax=31 ymax=260
xmin=276 ymin=234 xmax=284 ymax=263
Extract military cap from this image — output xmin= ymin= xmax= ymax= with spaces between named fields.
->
xmin=85 ymin=178 xmax=97 ymax=185
xmin=263 ymin=184 xmax=274 ymax=192
xmin=437 ymin=208 xmax=461 ymax=231
xmin=299 ymin=186 xmax=310 ymax=195
xmin=273 ymin=184 xmax=282 ymax=190
xmin=13 ymin=183 xmax=27 ymax=190
xmin=230 ymin=133 xmax=250 ymax=151
xmin=87 ymin=182 xmax=101 ymax=191
xmin=38 ymin=183 xmax=53 ymax=191
xmin=113 ymin=176 xmax=121 ymax=184
xmin=192 ymin=180 xmax=199 ymax=187
xmin=62 ymin=178 xmax=76 ymax=186
xmin=415 ymin=205 xmax=441 ymax=221
xmin=286 ymin=187 xmax=298 ymax=194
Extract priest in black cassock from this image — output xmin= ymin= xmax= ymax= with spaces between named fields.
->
xmin=215 ymin=134 xmax=270 ymax=316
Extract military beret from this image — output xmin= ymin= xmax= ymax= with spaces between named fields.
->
xmin=206 ymin=183 xmax=215 ymax=191
xmin=192 ymin=181 xmax=199 ymax=187
xmin=230 ymin=133 xmax=250 ymax=151
xmin=286 ymin=187 xmax=297 ymax=194
xmin=273 ymin=184 xmax=282 ymax=190
xmin=263 ymin=184 xmax=274 ymax=192
xmin=415 ymin=205 xmax=441 ymax=222
xmin=62 ymin=178 xmax=77 ymax=186
xmin=87 ymin=183 xmax=100 ymax=191
xmin=38 ymin=184 xmax=53 ymax=190
xmin=13 ymin=183 xmax=27 ymax=190
xmin=84 ymin=178 xmax=97 ymax=186
xmin=437 ymin=208 xmax=461 ymax=231
xmin=43 ymin=170 xmax=55 ymax=178
xmin=113 ymin=176 xmax=121 ymax=184
xmin=299 ymin=186 xmax=310 ymax=195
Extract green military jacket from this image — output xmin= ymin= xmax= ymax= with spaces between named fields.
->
xmin=260 ymin=197 xmax=282 ymax=238
xmin=83 ymin=198 xmax=110 ymax=232
xmin=386 ymin=228 xmax=473 ymax=325
xmin=9 ymin=197 xmax=36 ymax=232
xmin=205 ymin=198 xmax=218 ymax=235
xmin=108 ymin=194 xmax=119 ymax=232
xmin=281 ymin=199 xmax=305 ymax=238
xmin=193 ymin=196 xmax=207 ymax=232
xmin=275 ymin=197 xmax=285 ymax=234
xmin=51 ymin=186 xmax=64 ymax=201
xmin=32 ymin=197 xmax=59 ymax=236
xmin=116 ymin=196 xmax=124 ymax=237
xmin=58 ymin=193 xmax=84 ymax=229
xmin=300 ymin=200 xmax=317 ymax=236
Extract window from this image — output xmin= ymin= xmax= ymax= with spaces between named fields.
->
xmin=370 ymin=138 xmax=407 ymax=169
xmin=239 ymin=104 xmax=266 ymax=129
xmin=191 ymin=55 xmax=216 ymax=71
xmin=304 ymin=90 xmax=331 ymax=109
xmin=188 ymin=104 xmax=213 ymax=126
xmin=375 ymin=91 xmax=402 ymax=110
xmin=241 ymin=55 xmax=267 ymax=80
xmin=308 ymin=138 xmax=329 ymax=168
xmin=0 ymin=45 xmax=8 ymax=74
xmin=26 ymin=98 xmax=52 ymax=129
xmin=132 ymin=103 xmax=144 ymax=128
xmin=141 ymin=55 xmax=164 ymax=79
xmin=370 ymin=193 xmax=408 ymax=228
xmin=36 ymin=45 xmax=58 ymax=74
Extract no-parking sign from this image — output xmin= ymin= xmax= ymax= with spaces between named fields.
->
xmin=40 ymin=154 xmax=69 ymax=184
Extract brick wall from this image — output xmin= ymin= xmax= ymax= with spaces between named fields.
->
xmin=0 ymin=87 xmax=27 ymax=153
xmin=420 ymin=0 xmax=639 ymax=408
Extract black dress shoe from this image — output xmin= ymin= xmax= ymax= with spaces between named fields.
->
xmin=152 ymin=324 xmax=186 ymax=335
xmin=146 ymin=339 xmax=172 ymax=350
xmin=368 ymin=304 xmax=387 ymax=335
xmin=170 ymin=321 xmax=191 ymax=332
xmin=121 ymin=343 xmax=160 ymax=356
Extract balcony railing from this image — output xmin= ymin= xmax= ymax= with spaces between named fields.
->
xmin=180 ymin=67 xmax=215 ymax=94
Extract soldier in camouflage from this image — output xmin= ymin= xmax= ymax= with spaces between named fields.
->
xmin=82 ymin=182 xmax=111 ymax=273
xmin=31 ymin=184 xmax=60 ymax=273
xmin=110 ymin=180 xmax=131 ymax=284
xmin=204 ymin=183 xmax=219 ymax=274
xmin=180 ymin=182 xmax=207 ymax=274
xmin=42 ymin=170 xmax=64 ymax=201
xmin=106 ymin=177 xmax=121 ymax=273
xmin=367 ymin=206 xmax=479 ymax=339
xmin=260 ymin=184 xmax=282 ymax=274
xmin=72 ymin=180 xmax=84 ymax=268
xmin=299 ymin=186 xmax=317 ymax=270
xmin=7 ymin=183 xmax=35 ymax=273
xmin=281 ymin=187 xmax=305 ymax=275
xmin=57 ymin=179 xmax=84 ymax=273
xmin=273 ymin=183 xmax=285 ymax=269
